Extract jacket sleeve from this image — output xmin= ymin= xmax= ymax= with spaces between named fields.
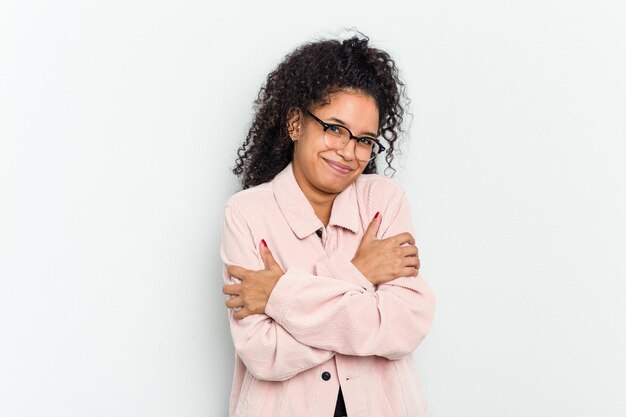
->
xmin=264 ymin=190 xmax=436 ymax=360
xmin=220 ymin=203 xmax=335 ymax=382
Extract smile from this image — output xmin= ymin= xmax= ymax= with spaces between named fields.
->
xmin=323 ymin=158 xmax=354 ymax=175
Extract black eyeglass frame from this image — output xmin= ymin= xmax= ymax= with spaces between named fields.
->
xmin=303 ymin=109 xmax=386 ymax=160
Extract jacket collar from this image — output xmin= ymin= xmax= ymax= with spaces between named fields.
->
xmin=272 ymin=162 xmax=361 ymax=239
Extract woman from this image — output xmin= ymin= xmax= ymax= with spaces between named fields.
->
xmin=220 ymin=33 xmax=436 ymax=417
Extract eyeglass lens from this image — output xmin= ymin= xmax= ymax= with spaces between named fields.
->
xmin=324 ymin=126 xmax=379 ymax=161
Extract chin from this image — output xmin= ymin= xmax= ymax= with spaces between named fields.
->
xmin=316 ymin=168 xmax=358 ymax=194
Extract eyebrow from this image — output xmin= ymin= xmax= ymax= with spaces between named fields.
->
xmin=326 ymin=116 xmax=378 ymax=138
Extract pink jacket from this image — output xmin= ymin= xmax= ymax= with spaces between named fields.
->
xmin=220 ymin=162 xmax=436 ymax=417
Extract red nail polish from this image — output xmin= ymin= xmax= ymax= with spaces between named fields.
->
xmin=374 ymin=212 xmax=380 ymax=219
xmin=261 ymin=239 xmax=267 ymax=248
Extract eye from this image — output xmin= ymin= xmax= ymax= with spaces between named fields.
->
xmin=327 ymin=125 xmax=341 ymax=134
xmin=357 ymin=137 xmax=374 ymax=146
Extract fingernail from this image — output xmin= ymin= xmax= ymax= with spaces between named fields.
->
xmin=374 ymin=212 xmax=380 ymax=219
xmin=261 ymin=239 xmax=267 ymax=248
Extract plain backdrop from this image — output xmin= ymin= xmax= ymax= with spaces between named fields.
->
xmin=1 ymin=0 xmax=625 ymax=416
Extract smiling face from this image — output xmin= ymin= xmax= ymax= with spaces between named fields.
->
xmin=288 ymin=89 xmax=380 ymax=201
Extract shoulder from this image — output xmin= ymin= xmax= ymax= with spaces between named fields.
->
xmin=352 ymin=173 xmax=410 ymax=229
xmin=355 ymin=174 xmax=410 ymax=234
xmin=354 ymin=172 xmax=406 ymax=202
xmin=354 ymin=174 xmax=414 ymax=237
xmin=223 ymin=182 xmax=274 ymax=219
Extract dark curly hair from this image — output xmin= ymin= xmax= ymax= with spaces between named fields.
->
xmin=233 ymin=31 xmax=410 ymax=189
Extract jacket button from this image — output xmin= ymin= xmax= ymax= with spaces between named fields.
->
xmin=321 ymin=371 xmax=331 ymax=381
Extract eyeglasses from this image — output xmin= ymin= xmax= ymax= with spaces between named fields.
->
xmin=304 ymin=109 xmax=385 ymax=162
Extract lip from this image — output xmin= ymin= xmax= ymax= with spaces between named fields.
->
xmin=323 ymin=158 xmax=354 ymax=175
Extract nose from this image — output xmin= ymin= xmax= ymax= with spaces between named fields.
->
xmin=335 ymin=138 xmax=357 ymax=161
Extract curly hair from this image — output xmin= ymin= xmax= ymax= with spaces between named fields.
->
xmin=232 ymin=31 xmax=410 ymax=189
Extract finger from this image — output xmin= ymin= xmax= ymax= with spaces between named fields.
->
xmin=400 ymin=267 xmax=419 ymax=278
xmin=227 ymin=265 xmax=249 ymax=280
xmin=404 ymin=256 xmax=421 ymax=273
xmin=225 ymin=296 xmax=244 ymax=309
xmin=222 ymin=284 xmax=242 ymax=295
xmin=259 ymin=239 xmax=279 ymax=270
xmin=402 ymin=256 xmax=420 ymax=268
xmin=363 ymin=211 xmax=381 ymax=242
xmin=391 ymin=232 xmax=415 ymax=246
xmin=233 ymin=308 xmax=251 ymax=320
xmin=400 ymin=245 xmax=418 ymax=257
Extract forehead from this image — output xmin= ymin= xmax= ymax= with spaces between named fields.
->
xmin=312 ymin=90 xmax=379 ymax=134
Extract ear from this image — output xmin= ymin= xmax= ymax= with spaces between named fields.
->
xmin=286 ymin=107 xmax=303 ymax=141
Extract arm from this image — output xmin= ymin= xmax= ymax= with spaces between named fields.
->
xmin=220 ymin=203 xmax=334 ymax=381
xmin=264 ymin=190 xmax=436 ymax=360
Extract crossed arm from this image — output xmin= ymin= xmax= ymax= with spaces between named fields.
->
xmin=220 ymin=192 xmax=436 ymax=381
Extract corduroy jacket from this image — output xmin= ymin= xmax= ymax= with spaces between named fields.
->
xmin=220 ymin=162 xmax=436 ymax=417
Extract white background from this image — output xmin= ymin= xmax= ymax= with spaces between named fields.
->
xmin=2 ymin=1 xmax=625 ymax=416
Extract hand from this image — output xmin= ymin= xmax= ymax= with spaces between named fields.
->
xmin=351 ymin=213 xmax=420 ymax=285
xmin=223 ymin=240 xmax=285 ymax=320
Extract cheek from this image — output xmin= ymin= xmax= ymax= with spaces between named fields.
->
xmin=294 ymin=137 xmax=325 ymax=161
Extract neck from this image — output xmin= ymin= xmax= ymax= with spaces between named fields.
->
xmin=291 ymin=163 xmax=337 ymax=227
xmin=308 ymin=194 xmax=335 ymax=228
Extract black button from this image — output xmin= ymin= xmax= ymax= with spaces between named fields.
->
xmin=321 ymin=371 xmax=331 ymax=381
xmin=315 ymin=228 xmax=323 ymax=238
